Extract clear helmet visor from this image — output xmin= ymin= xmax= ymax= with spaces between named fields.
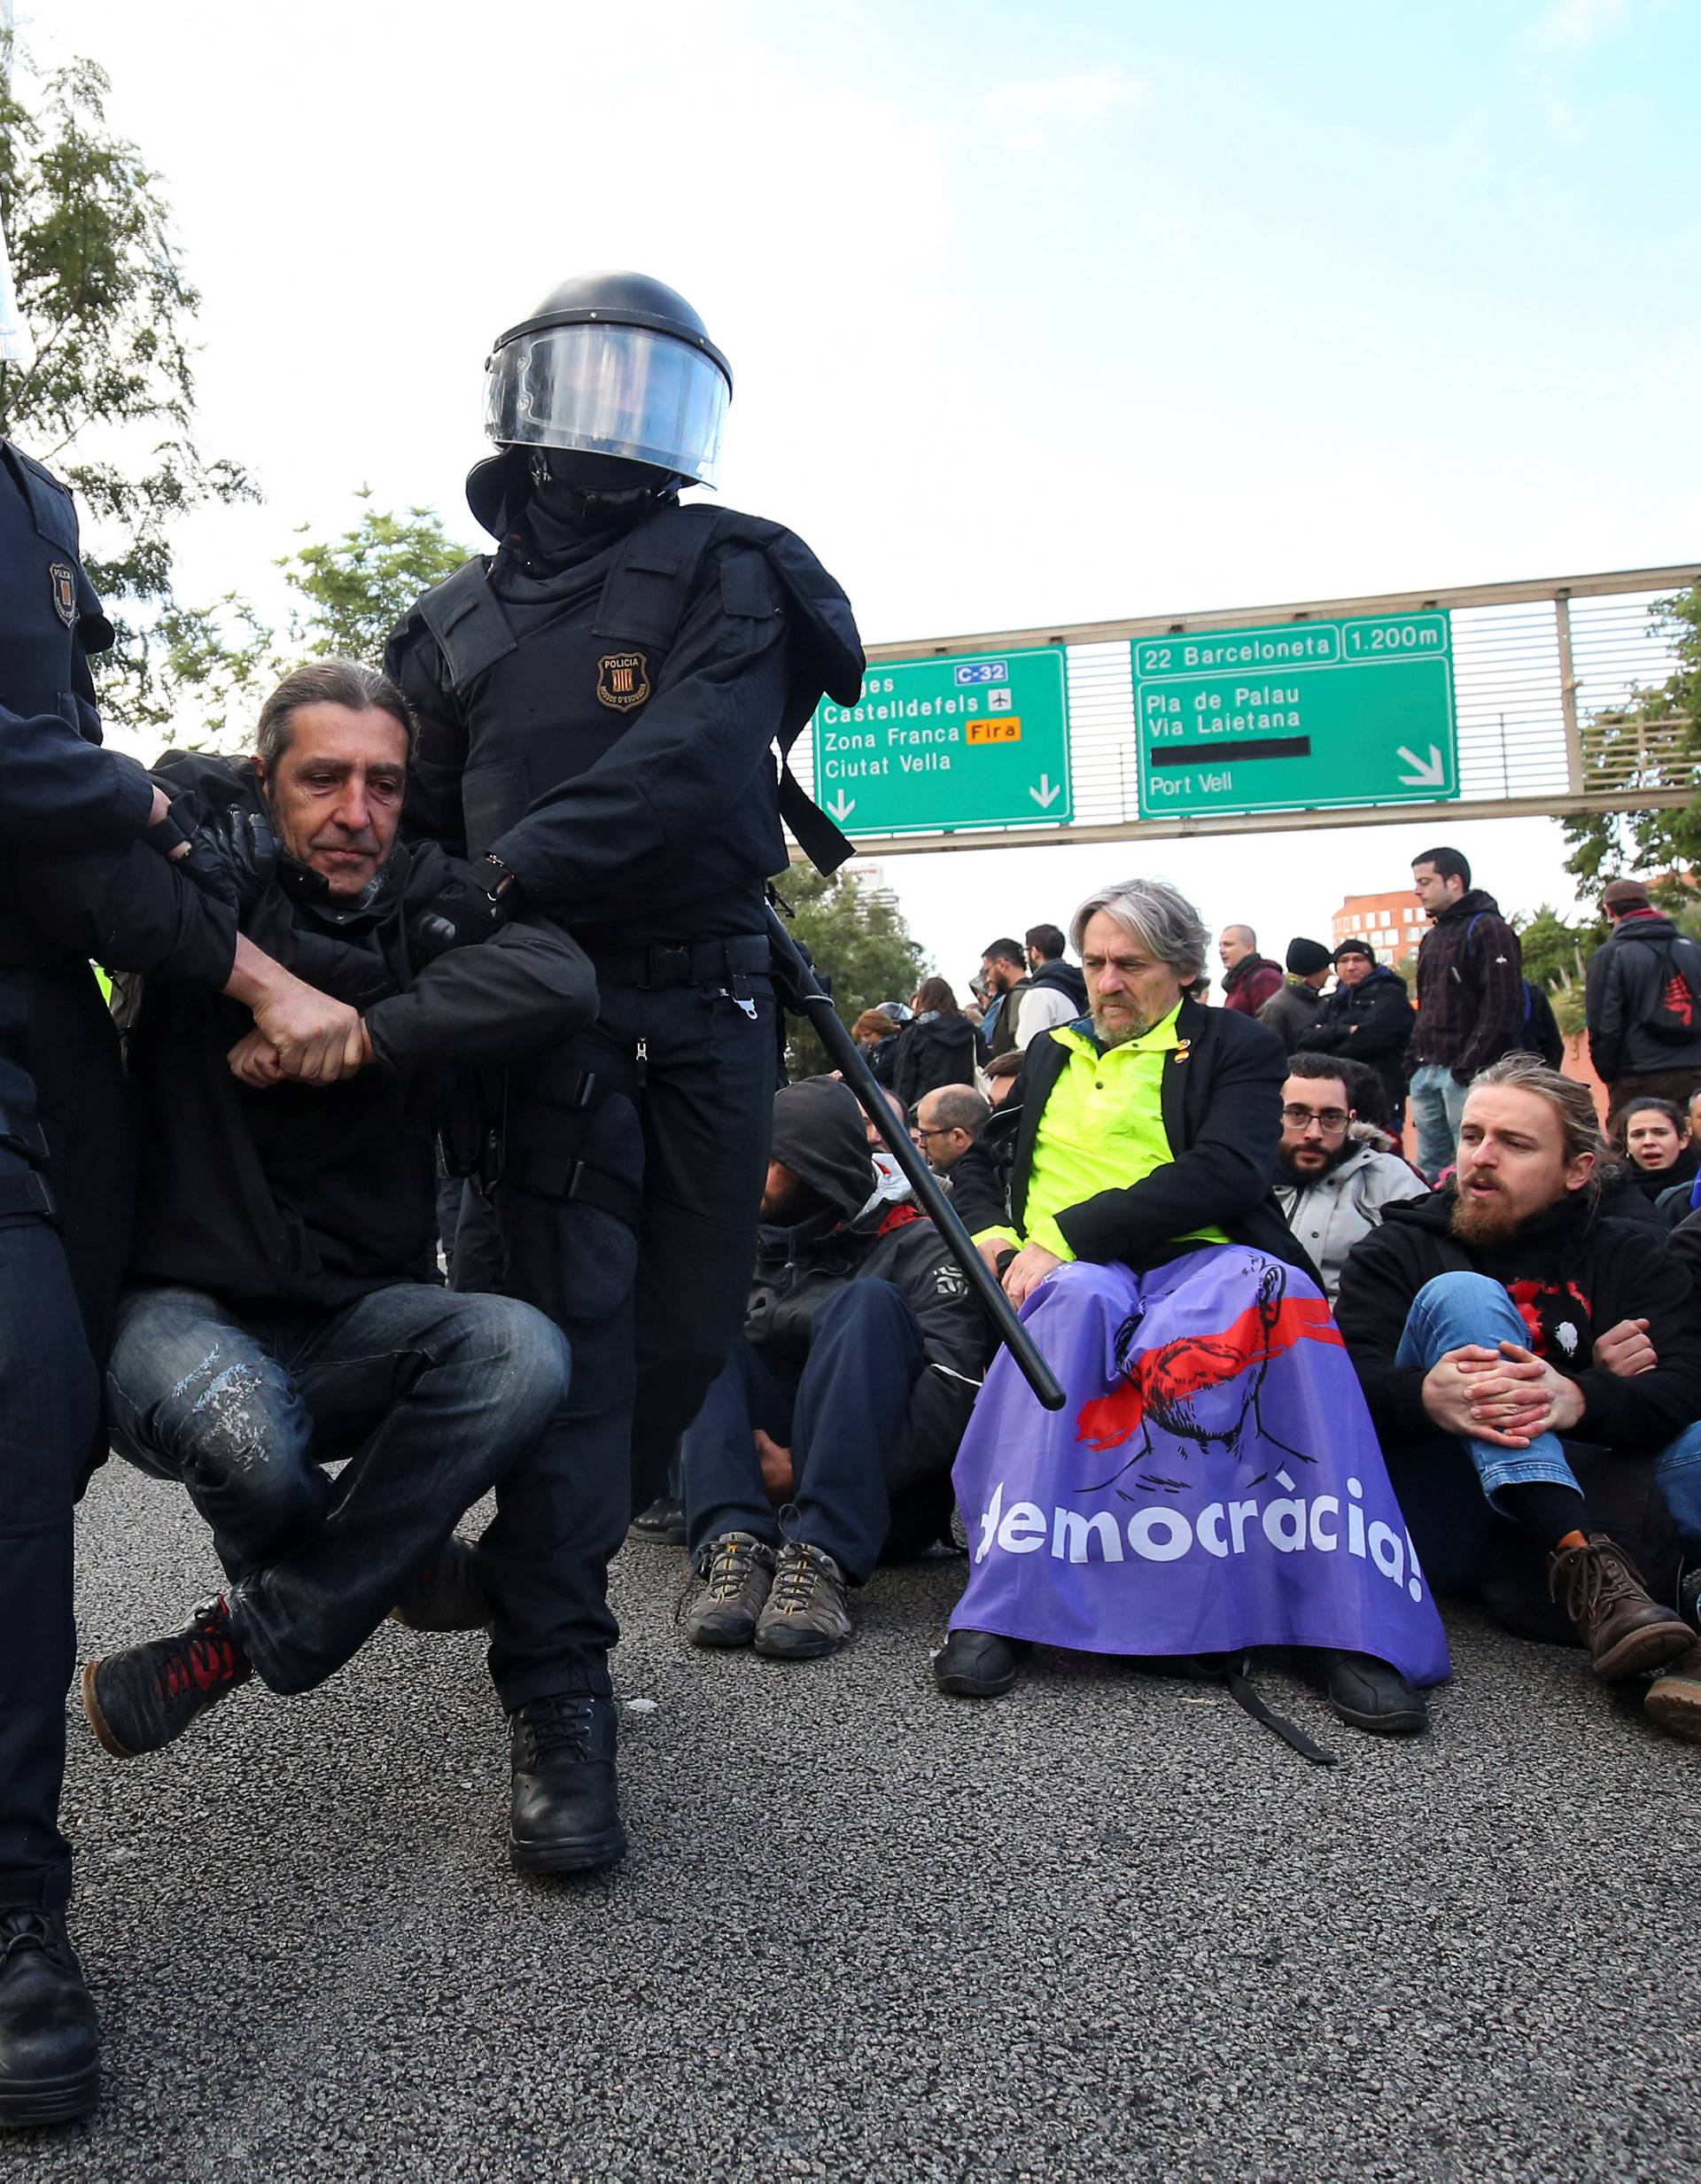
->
xmin=485 ymin=323 xmax=729 ymax=486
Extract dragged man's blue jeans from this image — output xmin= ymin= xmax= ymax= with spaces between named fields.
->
xmin=1655 ymin=1419 xmax=1701 ymax=1560
xmin=1409 ymin=1062 xmax=1467 ymax=1182
xmin=1387 ymin=1270 xmax=1582 ymax=1594
xmin=106 ymin=1281 xmax=571 ymax=1701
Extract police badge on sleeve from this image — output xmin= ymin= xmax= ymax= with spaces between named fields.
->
xmin=50 ymin=562 xmax=77 ymax=626
xmin=596 ymin=651 xmax=650 ymax=711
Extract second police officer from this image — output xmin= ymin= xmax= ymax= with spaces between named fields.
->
xmin=386 ymin=271 xmax=865 ymax=1874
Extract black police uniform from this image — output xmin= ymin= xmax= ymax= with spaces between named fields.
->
xmin=386 ymin=464 xmax=863 ymax=1707
xmin=0 ymin=439 xmax=161 ymax=2120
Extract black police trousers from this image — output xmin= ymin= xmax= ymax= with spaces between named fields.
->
xmin=483 ymin=968 xmax=775 ymax=1705
xmin=0 ymin=967 xmax=133 ymax=1912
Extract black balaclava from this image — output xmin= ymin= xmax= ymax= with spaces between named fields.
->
xmin=519 ymin=448 xmax=683 ymax=565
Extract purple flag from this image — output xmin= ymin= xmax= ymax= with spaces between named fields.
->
xmin=950 ymin=1249 xmax=1450 ymax=1687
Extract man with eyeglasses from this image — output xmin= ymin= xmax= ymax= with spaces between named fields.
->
xmin=1272 ymin=1057 xmax=1427 ymax=1302
xmin=913 ymin=1084 xmax=992 ymax=1185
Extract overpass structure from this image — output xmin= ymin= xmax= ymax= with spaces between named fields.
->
xmin=788 ymin=563 xmax=1698 ymax=859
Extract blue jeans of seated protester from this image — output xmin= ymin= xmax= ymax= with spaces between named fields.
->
xmin=1655 ymin=1419 xmax=1701 ymax=1560
xmin=106 ymin=1281 xmax=571 ymax=1704
xmin=1409 ymin=1062 xmax=1467 ymax=1183
xmin=1386 ymin=1271 xmax=1583 ymax=1595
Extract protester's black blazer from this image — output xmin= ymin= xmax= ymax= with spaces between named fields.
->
xmin=954 ymin=996 xmax=1319 ymax=1281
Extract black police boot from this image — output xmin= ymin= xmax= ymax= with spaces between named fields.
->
xmin=508 ymin=1694 xmax=626 ymax=1875
xmin=0 ymin=1908 xmax=99 ymax=2128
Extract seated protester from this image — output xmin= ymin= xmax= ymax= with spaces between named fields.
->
xmin=937 ymin=878 xmax=1449 ymax=1739
xmin=1303 ymin=939 xmax=1415 ymax=1129
xmin=59 ymin=664 xmax=598 ymax=1802
xmin=858 ymin=1082 xmax=914 ymax=1215
xmin=680 ymin=1076 xmax=983 ymax=1660
xmin=891 ymin=977 xmax=979 ymax=1106
xmin=1274 ymin=1056 xmax=1428 ymax=1302
xmin=914 ymin=1084 xmax=991 ymax=1185
xmin=1613 ymin=1096 xmax=1701 ymax=1227
xmin=852 ymin=1007 xmax=903 ymax=1089
xmin=983 ymin=1049 xmax=1024 ymax=1108
xmin=1334 ymin=1054 xmax=1701 ymax=1745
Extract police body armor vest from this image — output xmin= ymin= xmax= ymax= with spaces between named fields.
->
xmin=413 ymin=501 xmax=862 ymax=878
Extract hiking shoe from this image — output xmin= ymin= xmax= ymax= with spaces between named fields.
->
xmin=390 ymin=1537 xmax=490 ymax=1631
xmin=0 ymin=1908 xmax=99 ymax=2129
xmin=81 ymin=1597 xmax=252 ymax=1759
xmin=1644 ymin=1642 xmax=1701 ymax=1745
xmin=629 ymin=1494 xmax=687 ymax=1545
xmin=1549 ymin=1535 xmax=1694 ymax=1682
xmin=683 ymin=1531 xmax=776 ymax=1650
xmin=1311 ymin=1650 xmax=1428 ymax=1736
xmin=509 ymin=1693 xmax=625 ymax=1874
xmin=752 ymin=1541 xmax=851 ymax=1660
xmin=933 ymin=1628 xmax=1025 ymax=1698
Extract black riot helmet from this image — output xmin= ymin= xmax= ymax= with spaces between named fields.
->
xmin=484 ymin=271 xmax=733 ymax=488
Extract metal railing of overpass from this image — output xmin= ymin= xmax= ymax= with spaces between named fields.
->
xmin=785 ymin=563 xmax=1699 ymax=858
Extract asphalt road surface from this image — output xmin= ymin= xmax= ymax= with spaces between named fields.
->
xmin=5 ymin=1458 xmax=1699 ymax=2184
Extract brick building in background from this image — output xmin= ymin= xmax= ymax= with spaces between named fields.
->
xmin=1330 ymin=890 xmax=1425 ymax=974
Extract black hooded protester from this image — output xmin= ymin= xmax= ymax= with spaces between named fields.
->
xmin=384 ymin=272 xmax=865 ymax=1876
xmin=678 ymin=1076 xmax=986 ymax=1659
xmin=891 ymin=977 xmax=979 ymax=1106
xmin=1303 ymin=938 xmax=1417 ymax=1123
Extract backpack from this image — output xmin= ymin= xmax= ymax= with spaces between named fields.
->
xmin=1630 ymin=931 xmax=1701 ymax=1044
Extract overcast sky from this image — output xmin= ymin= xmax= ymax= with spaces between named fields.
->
xmin=27 ymin=0 xmax=1701 ymax=988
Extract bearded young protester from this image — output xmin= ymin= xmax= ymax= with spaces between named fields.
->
xmin=1304 ymin=939 xmax=1415 ymax=1127
xmin=1334 ymin=1054 xmax=1701 ymax=1742
xmin=1273 ymin=1057 xmax=1427 ymax=1303
xmin=680 ymin=1077 xmax=983 ymax=1659
xmin=935 ymin=878 xmax=1448 ymax=1743
xmin=41 ymin=667 xmax=604 ymax=1825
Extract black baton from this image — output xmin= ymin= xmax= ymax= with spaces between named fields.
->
xmin=765 ymin=903 xmax=1066 ymax=1412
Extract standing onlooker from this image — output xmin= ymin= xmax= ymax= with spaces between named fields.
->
xmin=851 ymin=1007 xmax=904 ymax=1087
xmin=1216 ymin=924 xmax=1284 ymax=1016
xmin=1304 ymin=938 xmax=1416 ymax=1126
xmin=891 ymin=978 xmax=978 ymax=1107
xmin=1584 ymin=876 xmax=1701 ymax=1122
xmin=978 ymin=937 xmax=1030 ymax=1059
xmin=1024 ymin=924 xmax=1088 ymax=1016
xmin=1405 ymin=846 xmax=1525 ymax=1180
xmin=1258 ymin=938 xmax=1333 ymax=1053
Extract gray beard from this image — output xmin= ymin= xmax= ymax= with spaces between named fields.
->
xmin=1091 ymin=1009 xmax=1152 ymax=1048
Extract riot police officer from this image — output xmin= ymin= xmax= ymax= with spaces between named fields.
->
xmin=0 ymin=259 xmax=364 ymax=2123
xmin=386 ymin=271 xmax=864 ymax=1872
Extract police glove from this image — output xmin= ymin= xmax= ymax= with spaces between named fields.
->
xmin=182 ymin=801 xmax=279 ymax=912
xmin=408 ymin=858 xmax=509 ymax=961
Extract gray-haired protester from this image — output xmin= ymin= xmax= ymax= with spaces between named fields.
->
xmin=936 ymin=877 xmax=1444 ymax=1743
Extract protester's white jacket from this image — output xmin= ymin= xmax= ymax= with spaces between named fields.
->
xmin=1273 ymin=1136 xmax=1429 ymax=1302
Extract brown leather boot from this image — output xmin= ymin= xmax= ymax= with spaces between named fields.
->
xmin=1549 ymin=1535 xmax=1693 ymax=1682
xmin=1644 ymin=1642 xmax=1701 ymax=1743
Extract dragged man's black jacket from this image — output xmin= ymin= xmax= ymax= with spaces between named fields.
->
xmin=750 ymin=1076 xmax=986 ymax=1493
xmin=35 ymin=753 xmax=595 ymax=1308
xmin=951 ymin=998 xmax=1319 ymax=1281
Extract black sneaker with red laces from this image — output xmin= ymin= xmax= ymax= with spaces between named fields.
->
xmin=80 ymin=1597 xmax=252 ymax=1760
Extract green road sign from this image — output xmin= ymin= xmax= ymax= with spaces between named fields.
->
xmin=812 ymin=645 xmax=1072 ymax=837
xmin=1131 ymin=610 xmax=1457 ymax=819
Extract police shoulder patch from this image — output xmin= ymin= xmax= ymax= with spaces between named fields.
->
xmin=49 ymin=563 xmax=77 ymax=627
xmin=596 ymin=650 xmax=650 ymax=712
